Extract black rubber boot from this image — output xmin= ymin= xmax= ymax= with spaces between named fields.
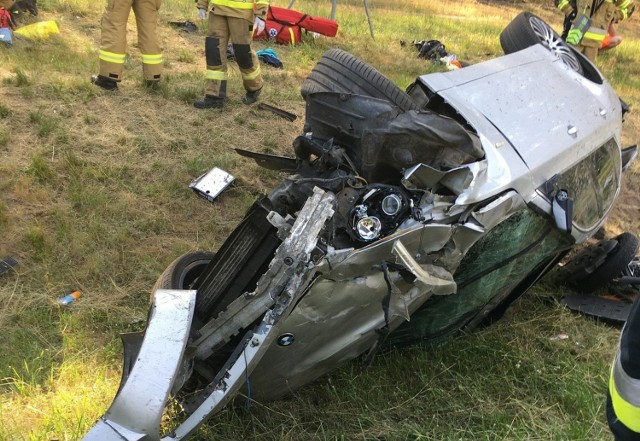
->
xmin=91 ymin=74 xmax=118 ymax=91
xmin=194 ymin=95 xmax=224 ymax=109
xmin=242 ymin=88 xmax=261 ymax=105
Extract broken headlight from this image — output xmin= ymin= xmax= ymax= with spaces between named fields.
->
xmin=350 ymin=185 xmax=411 ymax=242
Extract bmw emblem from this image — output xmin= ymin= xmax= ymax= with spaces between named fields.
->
xmin=277 ymin=333 xmax=295 ymax=347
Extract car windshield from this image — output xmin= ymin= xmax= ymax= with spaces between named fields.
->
xmin=557 ymin=138 xmax=621 ymax=231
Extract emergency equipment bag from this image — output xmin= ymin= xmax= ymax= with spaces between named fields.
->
xmin=0 ymin=8 xmax=12 ymax=29
xmin=253 ymin=5 xmax=338 ymax=45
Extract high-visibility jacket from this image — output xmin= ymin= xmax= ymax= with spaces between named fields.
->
xmin=557 ymin=0 xmax=635 ymax=47
xmin=197 ymin=0 xmax=270 ymax=21
xmin=607 ymin=295 xmax=640 ymax=441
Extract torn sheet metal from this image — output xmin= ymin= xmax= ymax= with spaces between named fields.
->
xmin=193 ymin=187 xmax=335 ymax=361
xmin=392 ymin=240 xmax=456 ymax=296
xmin=83 ymin=289 xmax=197 ymax=441
xmin=470 ymin=191 xmax=526 ymax=229
xmin=402 ymin=163 xmax=476 ymax=195
xmin=322 ymin=223 xmax=456 ymax=279
xmin=435 ymin=191 xmax=528 ymax=270
xmin=247 ymin=258 xmax=446 ymax=400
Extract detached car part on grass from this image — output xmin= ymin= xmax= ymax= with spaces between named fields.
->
xmin=83 ymin=12 xmax=637 ymax=441
xmin=560 ymin=232 xmax=640 ymax=324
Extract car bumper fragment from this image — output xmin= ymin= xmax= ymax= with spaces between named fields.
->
xmin=83 ymin=289 xmax=197 ymax=441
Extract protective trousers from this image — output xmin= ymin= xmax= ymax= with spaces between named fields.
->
xmin=205 ymin=13 xmax=262 ymax=98
xmin=558 ymin=0 xmax=634 ymax=61
xmin=607 ymin=294 xmax=640 ymax=441
xmin=99 ymin=0 xmax=163 ymax=82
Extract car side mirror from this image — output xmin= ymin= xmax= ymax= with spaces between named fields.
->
xmin=552 ymin=189 xmax=573 ymax=233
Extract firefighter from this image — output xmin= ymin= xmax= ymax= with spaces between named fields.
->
xmin=91 ymin=0 xmax=164 ymax=91
xmin=556 ymin=0 xmax=635 ymax=61
xmin=193 ymin=0 xmax=269 ymax=109
xmin=607 ymin=293 xmax=640 ymax=441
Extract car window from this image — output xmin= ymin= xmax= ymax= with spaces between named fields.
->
xmin=387 ymin=208 xmax=573 ymax=346
xmin=556 ymin=139 xmax=621 ymax=231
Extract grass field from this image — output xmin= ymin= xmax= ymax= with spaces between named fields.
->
xmin=0 ymin=0 xmax=639 ymax=439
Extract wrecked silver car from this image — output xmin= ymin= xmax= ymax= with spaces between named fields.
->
xmin=84 ymin=12 xmax=636 ymax=441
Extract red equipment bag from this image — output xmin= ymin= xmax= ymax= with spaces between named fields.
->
xmin=267 ymin=6 xmax=338 ymax=37
xmin=253 ymin=18 xmax=302 ymax=45
xmin=0 ymin=8 xmax=12 ymax=29
xmin=265 ymin=19 xmax=302 ymax=45
xmin=268 ymin=6 xmax=338 ymax=38
xmin=253 ymin=6 xmax=338 ymax=45
xmin=298 ymin=15 xmax=338 ymax=38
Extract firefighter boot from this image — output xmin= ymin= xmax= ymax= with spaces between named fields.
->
xmin=243 ymin=88 xmax=261 ymax=105
xmin=194 ymin=95 xmax=224 ymax=109
xmin=91 ymin=74 xmax=118 ymax=91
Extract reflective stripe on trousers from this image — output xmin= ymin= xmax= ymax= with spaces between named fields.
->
xmin=204 ymin=13 xmax=263 ymax=97
xmin=99 ymin=0 xmax=163 ymax=80
xmin=610 ymin=350 xmax=640 ymax=433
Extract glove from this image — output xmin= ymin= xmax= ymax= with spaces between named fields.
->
xmin=198 ymin=8 xmax=207 ymax=20
xmin=254 ymin=16 xmax=265 ymax=35
xmin=566 ymin=13 xmax=590 ymax=45
xmin=566 ymin=28 xmax=582 ymax=45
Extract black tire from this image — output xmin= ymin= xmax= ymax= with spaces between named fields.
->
xmin=152 ymin=251 xmax=216 ymax=294
xmin=571 ymin=233 xmax=639 ymax=293
xmin=300 ymin=48 xmax=419 ymax=112
xmin=500 ymin=11 xmax=584 ymax=75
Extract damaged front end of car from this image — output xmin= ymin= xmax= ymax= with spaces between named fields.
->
xmin=83 ymin=32 xmax=632 ymax=439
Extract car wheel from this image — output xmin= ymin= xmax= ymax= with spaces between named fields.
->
xmin=152 ymin=251 xmax=216 ymax=295
xmin=565 ymin=232 xmax=639 ymax=293
xmin=300 ymin=48 xmax=419 ymax=112
xmin=500 ymin=11 xmax=584 ymax=75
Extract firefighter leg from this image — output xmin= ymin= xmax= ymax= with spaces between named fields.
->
xmin=228 ymin=16 xmax=262 ymax=103
xmin=204 ymin=13 xmax=229 ymax=98
xmin=132 ymin=0 xmax=163 ymax=82
xmin=607 ymin=294 xmax=640 ymax=441
xmin=194 ymin=14 xmax=228 ymax=108
xmin=580 ymin=44 xmax=599 ymax=62
xmin=98 ymin=0 xmax=134 ymax=82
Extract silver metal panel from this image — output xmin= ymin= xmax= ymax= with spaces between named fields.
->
xmin=167 ymin=323 xmax=274 ymax=441
xmin=417 ymin=45 xmax=553 ymax=92
xmin=83 ymin=289 xmax=196 ymax=441
xmin=192 ymin=187 xmax=335 ymax=360
xmin=421 ymin=45 xmax=621 ymax=181
xmin=249 ymin=238 xmax=454 ymax=399
xmin=165 ymin=188 xmax=337 ymax=439
xmin=321 ymin=224 xmax=455 ymax=279
xmin=82 ymin=419 xmax=146 ymax=441
xmin=188 ymin=167 xmax=235 ymax=202
xmin=248 ymin=190 xmax=531 ymax=399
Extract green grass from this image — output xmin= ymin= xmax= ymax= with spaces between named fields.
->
xmin=0 ymin=0 xmax=638 ymax=439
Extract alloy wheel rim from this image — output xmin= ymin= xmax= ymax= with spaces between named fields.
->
xmin=529 ymin=16 xmax=582 ymax=73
